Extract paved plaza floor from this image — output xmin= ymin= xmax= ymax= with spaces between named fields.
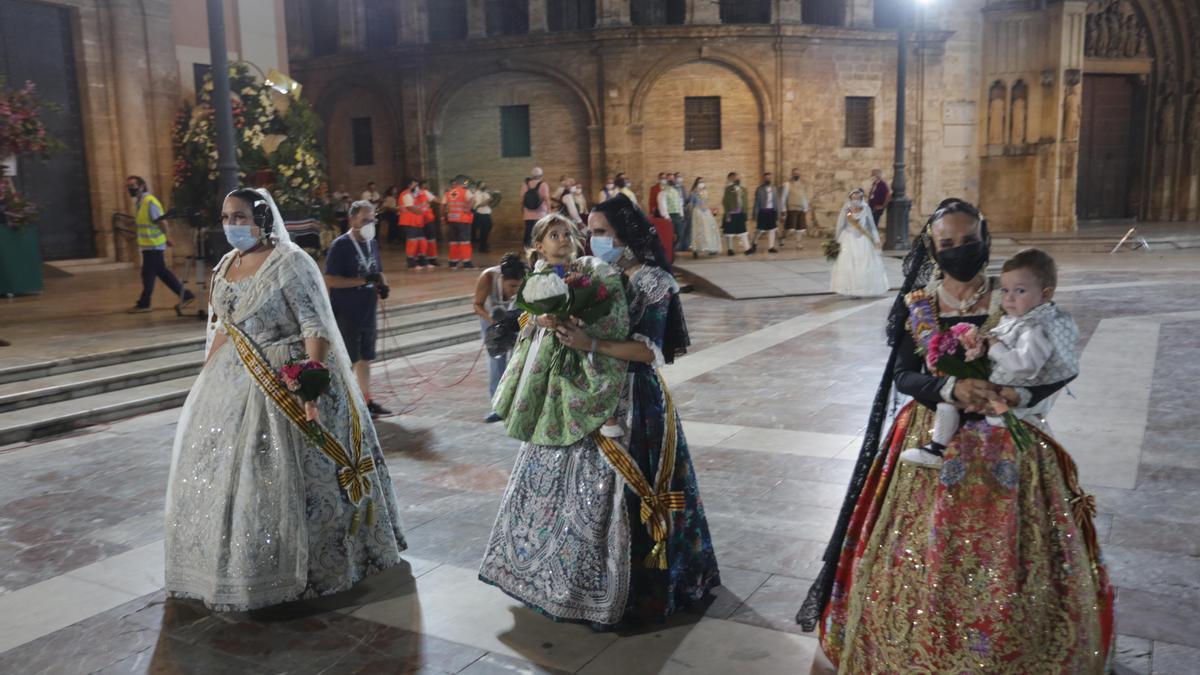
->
xmin=1 ymin=244 xmax=1199 ymax=674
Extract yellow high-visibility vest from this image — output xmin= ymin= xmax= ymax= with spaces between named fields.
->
xmin=136 ymin=194 xmax=167 ymax=248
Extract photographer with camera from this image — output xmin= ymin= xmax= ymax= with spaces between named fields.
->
xmin=126 ymin=175 xmax=195 ymax=314
xmin=473 ymin=253 xmax=527 ymax=423
xmin=324 ymin=200 xmax=392 ymax=418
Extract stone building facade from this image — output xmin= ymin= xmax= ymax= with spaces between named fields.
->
xmin=288 ymin=0 xmax=1198 ymax=241
xmin=0 ymin=0 xmax=288 ymax=263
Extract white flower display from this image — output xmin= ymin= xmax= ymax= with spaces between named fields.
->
xmin=522 ymin=272 xmax=569 ymax=303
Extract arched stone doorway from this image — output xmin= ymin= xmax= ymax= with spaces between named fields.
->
xmin=431 ymin=69 xmax=593 ymax=242
xmin=633 ymin=58 xmax=769 ymax=203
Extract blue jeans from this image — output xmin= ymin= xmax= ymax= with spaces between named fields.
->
xmin=671 ymin=213 xmax=690 ymax=251
xmin=481 ymin=318 xmax=509 ymax=410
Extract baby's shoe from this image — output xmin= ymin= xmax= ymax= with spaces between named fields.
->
xmin=899 ymin=443 xmax=945 ymax=467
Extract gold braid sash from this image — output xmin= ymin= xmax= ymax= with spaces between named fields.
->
xmin=224 ymin=320 xmax=376 ymax=534
xmin=594 ymin=370 xmax=687 ymax=570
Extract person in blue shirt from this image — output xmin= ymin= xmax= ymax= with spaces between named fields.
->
xmin=324 ymin=200 xmax=392 ymax=418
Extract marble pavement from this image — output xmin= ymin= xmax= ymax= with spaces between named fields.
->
xmin=1 ymin=249 xmax=1199 ymax=674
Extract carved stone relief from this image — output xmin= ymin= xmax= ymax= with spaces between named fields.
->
xmin=1085 ymin=0 xmax=1147 ymax=58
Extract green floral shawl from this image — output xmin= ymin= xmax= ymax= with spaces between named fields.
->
xmin=492 ymin=256 xmax=630 ymax=446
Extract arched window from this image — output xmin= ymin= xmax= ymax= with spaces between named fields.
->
xmin=1010 ymin=80 xmax=1028 ymax=145
xmin=487 ymin=0 xmax=529 ymax=35
xmin=987 ymin=80 xmax=1007 ymax=146
xmin=310 ymin=0 xmax=339 ymax=56
xmin=630 ymin=0 xmax=685 ymax=26
xmin=720 ymin=0 xmax=770 ymax=24
xmin=429 ymin=0 xmax=469 ymax=42
xmin=802 ymin=0 xmax=844 ymax=27
xmin=548 ymin=0 xmax=596 ymax=31
xmin=364 ymin=0 xmax=397 ymax=49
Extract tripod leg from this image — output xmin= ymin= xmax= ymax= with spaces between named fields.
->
xmin=1109 ymin=227 xmax=1136 ymax=255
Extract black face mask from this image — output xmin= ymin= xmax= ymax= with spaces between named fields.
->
xmin=127 ymin=186 xmax=140 ymax=197
xmin=791 ymin=175 xmax=800 ymax=181
xmin=936 ymin=240 xmax=989 ymax=282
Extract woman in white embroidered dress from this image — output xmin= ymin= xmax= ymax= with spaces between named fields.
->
xmin=830 ymin=188 xmax=891 ymax=298
xmin=164 ymin=188 xmax=406 ymax=611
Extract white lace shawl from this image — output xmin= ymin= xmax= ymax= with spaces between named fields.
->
xmin=835 ymin=201 xmax=880 ymax=245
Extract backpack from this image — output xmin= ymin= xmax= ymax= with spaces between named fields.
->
xmin=522 ymin=181 xmax=544 ymax=210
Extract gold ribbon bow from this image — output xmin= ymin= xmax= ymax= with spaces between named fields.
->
xmin=594 ymin=371 xmax=686 ymax=570
xmin=338 ymin=457 xmax=376 ymax=504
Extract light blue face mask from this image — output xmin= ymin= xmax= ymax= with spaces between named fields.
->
xmin=224 ymin=224 xmax=260 ymax=252
xmin=590 ymin=235 xmax=623 ymax=263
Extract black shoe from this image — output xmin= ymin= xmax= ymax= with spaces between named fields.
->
xmin=449 ymin=260 xmax=459 ymax=269
xmin=427 ymin=258 xmax=440 ymax=267
xmin=484 ymin=412 xmax=502 ymax=423
xmin=367 ymin=401 xmax=392 ymax=418
xmin=407 ymin=257 xmax=418 ymax=269
xmin=126 ymin=304 xmax=152 ymax=314
xmin=176 ymin=291 xmax=196 ymax=312
xmin=726 ymin=249 xmax=734 ymax=256
xmin=462 ymin=261 xmax=476 ymax=269
xmin=768 ymin=247 xmax=778 ymax=254
xmin=745 ymin=245 xmax=757 ymax=255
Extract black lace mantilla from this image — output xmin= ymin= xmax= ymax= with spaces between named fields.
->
xmin=794 ymin=223 xmax=937 ymax=631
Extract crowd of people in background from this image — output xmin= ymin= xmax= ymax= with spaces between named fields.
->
xmin=317 ymin=166 xmax=892 ymax=271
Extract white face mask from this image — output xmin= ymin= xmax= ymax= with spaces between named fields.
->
xmin=359 ymin=222 xmax=376 ymax=241
xmin=697 ymin=182 xmax=706 ymax=190
xmin=605 ymin=183 xmax=615 ymax=190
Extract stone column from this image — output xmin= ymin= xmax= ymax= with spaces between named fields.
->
xmin=529 ymin=0 xmax=548 ymax=32
xmin=467 ymin=0 xmax=487 ymax=38
xmin=778 ymin=0 xmax=803 ymax=25
xmin=689 ymin=0 xmax=721 ymax=24
xmin=337 ymin=0 xmax=365 ymax=52
xmin=596 ymin=0 xmax=630 ymax=27
xmin=109 ymin=0 xmax=152 ymax=176
xmin=108 ymin=0 xmax=157 ymax=262
xmin=587 ymin=125 xmax=603 ymax=196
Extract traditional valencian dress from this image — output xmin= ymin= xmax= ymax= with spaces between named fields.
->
xmin=480 ymin=258 xmax=720 ymax=625
xmin=830 ymin=203 xmax=890 ymax=298
xmin=689 ymin=188 xmax=722 ymax=255
xmin=817 ymin=277 xmax=1113 ymax=673
xmin=165 ymin=238 xmax=406 ymax=611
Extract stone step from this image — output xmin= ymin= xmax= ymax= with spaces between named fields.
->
xmin=0 ymin=318 xmax=483 ymax=446
xmin=0 ymin=352 xmax=200 ymax=414
xmin=0 ymin=307 xmax=478 ymax=414
xmin=0 ymin=295 xmax=474 ymax=386
xmin=44 ymin=258 xmax=136 ymax=274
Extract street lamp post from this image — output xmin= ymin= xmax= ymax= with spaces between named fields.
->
xmin=206 ymin=0 xmax=239 ymax=198
xmin=885 ymin=1 xmax=915 ymax=251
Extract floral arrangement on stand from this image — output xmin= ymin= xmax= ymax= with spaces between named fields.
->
xmin=172 ymin=63 xmax=328 ymax=222
xmin=0 ymin=79 xmax=61 ymax=230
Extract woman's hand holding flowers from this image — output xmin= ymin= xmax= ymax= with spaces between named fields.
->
xmin=953 ymin=378 xmax=1002 ymax=413
xmin=554 ymin=319 xmax=590 ymax=351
